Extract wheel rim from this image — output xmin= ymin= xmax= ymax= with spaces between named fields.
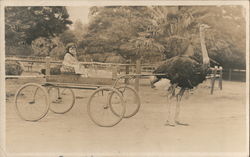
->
xmin=87 ymin=87 xmax=125 ymax=127
xmin=15 ymin=83 xmax=49 ymax=121
xmin=110 ymin=85 xmax=140 ymax=118
xmin=48 ymin=87 xmax=75 ymax=114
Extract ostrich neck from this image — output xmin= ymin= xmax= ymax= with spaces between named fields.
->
xmin=199 ymin=28 xmax=210 ymax=66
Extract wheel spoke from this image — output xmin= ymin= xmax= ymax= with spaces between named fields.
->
xmin=110 ymin=86 xmax=141 ymax=118
xmin=15 ymin=83 xmax=49 ymax=121
xmin=48 ymin=87 xmax=75 ymax=114
xmin=87 ymin=87 xmax=125 ymax=127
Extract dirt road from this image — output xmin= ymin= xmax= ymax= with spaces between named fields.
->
xmin=4 ymin=78 xmax=247 ymax=156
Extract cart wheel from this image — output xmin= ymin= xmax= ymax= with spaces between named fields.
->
xmin=48 ymin=87 xmax=75 ymax=114
xmin=15 ymin=83 xmax=49 ymax=121
xmin=87 ymin=87 xmax=125 ymax=127
xmin=110 ymin=85 xmax=141 ymax=118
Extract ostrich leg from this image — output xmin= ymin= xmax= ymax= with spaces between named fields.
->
xmin=175 ymin=88 xmax=189 ymax=126
xmin=165 ymin=84 xmax=177 ymax=127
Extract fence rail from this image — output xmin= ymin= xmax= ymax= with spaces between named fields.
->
xmin=5 ymin=56 xmax=246 ymax=82
xmin=8 ymin=57 xmax=247 ymax=95
xmin=5 ymin=57 xmax=159 ymax=73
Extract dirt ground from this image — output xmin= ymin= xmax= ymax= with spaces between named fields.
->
xmin=4 ymin=77 xmax=247 ymax=156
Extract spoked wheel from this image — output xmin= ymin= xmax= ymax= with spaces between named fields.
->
xmin=15 ymin=83 xmax=49 ymax=121
xmin=48 ymin=87 xmax=75 ymax=114
xmin=110 ymin=85 xmax=141 ymax=118
xmin=87 ymin=87 xmax=125 ymax=127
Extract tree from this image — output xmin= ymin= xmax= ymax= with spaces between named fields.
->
xmin=82 ymin=6 xmax=246 ymax=68
xmin=149 ymin=6 xmax=246 ymax=69
xmin=180 ymin=6 xmax=246 ymax=69
xmin=59 ymin=30 xmax=77 ymax=45
xmin=73 ymin=19 xmax=87 ymax=41
xmin=82 ymin=6 xmax=164 ymax=62
xmin=5 ymin=6 xmax=72 ymax=56
xmin=31 ymin=37 xmax=64 ymax=58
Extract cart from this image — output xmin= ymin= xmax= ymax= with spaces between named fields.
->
xmin=13 ymin=60 xmax=141 ymax=127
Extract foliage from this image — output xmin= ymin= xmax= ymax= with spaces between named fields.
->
xmin=50 ymin=37 xmax=65 ymax=59
xmin=31 ymin=37 xmax=65 ymax=58
xmin=5 ymin=6 xmax=246 ymax=69
xmin=41 ymin=65 xmax=62 ymax=75
xmin=82 ymin=6 xmax=164 ymax=61
xmin=5 ymin=6 xmax=72 ymax=46
xmin=31 ymin=37 xmax=56 ymax=56
xmin=59 ymin=30 xmax=77 ymax=45
xmin=5 ymin=45 xmax=33 ymax=56
xmin=180 ymin=6 xmax=246 ymax=69
xmin=73 ymin=19 xmax=87 ymax=42
xmin=5 ymin=6 xmax=72 ymax=58
xmin=82 ymin=6 xmax=246 ymax=69
xmin=5 ymin=61 xmax=24 ymax=75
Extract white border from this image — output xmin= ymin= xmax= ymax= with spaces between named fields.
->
xmin=4 ymin=152 xmax=250 ymax=157
xmin=1 ymin=1 xmax=249 ymax=157
xmin=2 ymin=0 xmax=250 ymax=6
xmin=245 ymin=1 xmax=249 ymax=155
xmin=0 ymin=0 xmax=6 ymax=156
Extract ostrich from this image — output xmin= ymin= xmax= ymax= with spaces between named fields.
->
xmin=150 ymin=24 xmax=211 ymax=126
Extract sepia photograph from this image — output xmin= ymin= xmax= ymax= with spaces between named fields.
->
xmin=1 ymin=0 xmax=249 ymax=156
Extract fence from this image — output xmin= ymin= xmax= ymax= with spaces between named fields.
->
xmin=6 ymin=56 xmax=245 ymax=94
xmin=222 ymin=69 xmax=246 ymax=82
xmin=5 ymin=57 xmax=158 ymax=92
xmin=6 ymin=56 xmax=158 ymax=74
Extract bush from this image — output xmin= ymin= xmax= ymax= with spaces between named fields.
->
xmin=5 ymin=45 xmax=33 ymax=56
xmin=105 ymin=54 xmax=126 ymax=63
xmin=5 ymin=61 xmax=24 ymax=75
xmin=40 ymin=65 xmax=62 ymax=75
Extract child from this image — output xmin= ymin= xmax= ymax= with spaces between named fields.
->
xmin=60 ymin=43 xmax=87 ymax=76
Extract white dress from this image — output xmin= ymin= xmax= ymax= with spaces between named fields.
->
xmin=60 ymin=53 xmax=81 ymax=74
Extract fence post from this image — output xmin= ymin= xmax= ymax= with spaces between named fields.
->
xmin=229 ymin=68 xmax=232 ymax=81
xmin=112 ymin=65 xmax=117 ymax=79
xmin=125 ymin=60 xmax=130 ymax=84
xmin=135 ymin=59 xmax=141 ymax=92
xmin=45 ymin=56 xmax=51 ymax=77
xmin=210 ymin=66 xmax=217 ymax=95
xmin=218 ymin=66 xmax=223 ymax=90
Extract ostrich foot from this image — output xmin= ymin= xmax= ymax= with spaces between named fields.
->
xmin=165 ymin=121 xmax=175 ymax=127
xmin=150 ymin=81 xmax=156 ymax=88
xmin=175 ymin=121 xmax=189 ymax=126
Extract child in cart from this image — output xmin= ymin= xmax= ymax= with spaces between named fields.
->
xmin=60 ymin=43 xmax=88 ymax=77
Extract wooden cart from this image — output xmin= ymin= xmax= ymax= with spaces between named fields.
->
xmin=13 ymin=58 xmax=141 ymax=127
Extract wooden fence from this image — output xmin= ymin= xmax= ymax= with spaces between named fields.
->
xmin=222 ymin=69 xmax=246 ymax=82
xmin=6 ymin=56 xmax=158 ymax=74
xmin=6 ymin=56 xmax=245 ymax=94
